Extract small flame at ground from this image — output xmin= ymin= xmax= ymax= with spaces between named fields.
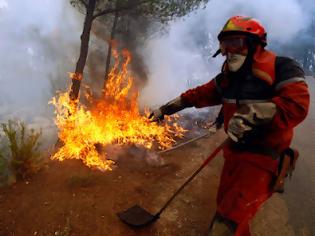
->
xmin=50 ymin=49 xmax=186 ymax=171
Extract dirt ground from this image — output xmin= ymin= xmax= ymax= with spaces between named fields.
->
xmin=0 ymin=129 xmax=224 ymax=236
xmin=0 ymin=78 xmax=314 ymax=236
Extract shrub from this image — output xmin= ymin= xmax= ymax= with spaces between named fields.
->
xmin=0 ymin=151 xmax=10 ymax=186
xmin=1 ymin=120 xmax=42 ymax=180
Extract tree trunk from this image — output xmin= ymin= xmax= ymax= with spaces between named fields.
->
xmin=103 ymin=9 xmax=119 ymax=90
xmin=70 ymin=0 xmax=96 ymax=101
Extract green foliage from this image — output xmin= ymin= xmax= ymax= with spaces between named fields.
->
xmin=0 ymin=151 xmax=10 ymax=186
xmin=1 ymin=120 xmax=42 ymax=180
xmin=136 ymin=0 xmax=209 ymax=22
xmin=70 ymin=0 xmax=209 ymax=22
xmin=0 ymin=152 xmax=7 ymax=173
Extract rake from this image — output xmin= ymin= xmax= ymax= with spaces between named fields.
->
xmin=117 ymin=138 xmax=228 ymax=227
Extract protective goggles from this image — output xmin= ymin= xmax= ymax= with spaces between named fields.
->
xmin=220 ymin=36 xmax=248 ymax=55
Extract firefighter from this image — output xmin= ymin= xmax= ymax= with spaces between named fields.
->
xmin=149 ymin=16 xmax=310 ymax=235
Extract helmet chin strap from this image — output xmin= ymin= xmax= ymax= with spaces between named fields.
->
xmin=226 ymin=53 xmax=247 ymax=72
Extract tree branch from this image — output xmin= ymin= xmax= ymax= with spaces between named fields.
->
xmin=92 ymin=0 xmax=152 ymax=20
xmin=78 ymin=0 xmax=87 ymax=8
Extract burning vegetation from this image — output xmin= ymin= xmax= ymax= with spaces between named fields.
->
xmin=50 ymin=49 xmax=186 ymax=171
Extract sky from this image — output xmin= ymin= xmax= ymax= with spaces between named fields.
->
xmin=0 ymin=0 xmax=314 ymax=123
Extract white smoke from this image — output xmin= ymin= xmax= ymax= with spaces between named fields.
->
xmin=0 ymin=0 xmax=82 ymax=146
xmin=140 ymin=0 xmax=314 ymax=108
xmin=0 ymin=0 xmax=314 ymax=141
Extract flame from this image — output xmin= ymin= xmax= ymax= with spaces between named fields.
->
xmin=50 ymin=49 xmax=186 ymax=171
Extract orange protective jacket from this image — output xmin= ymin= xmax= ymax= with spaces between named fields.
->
xmin=181 ymin=47 xmax=309 ymax=173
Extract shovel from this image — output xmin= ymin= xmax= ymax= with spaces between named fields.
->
xmin=117 ymin=138 xmax=228 ymax=227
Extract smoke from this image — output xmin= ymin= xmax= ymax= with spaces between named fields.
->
xmin=89 ymin=14 xmax=152 ymax=94
xmin=139 ymin=0 xmax=315 ymax=108
xmin=0 ymin=0 xmax=82 ymax=145
xmin=0 ymin=0 xmax=314 ymax=144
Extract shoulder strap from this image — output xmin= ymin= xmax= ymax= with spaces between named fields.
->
xmin=252 ymin=47 xmax=277 ymax=85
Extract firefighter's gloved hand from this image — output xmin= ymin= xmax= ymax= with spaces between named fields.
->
xmin=148 ymin=108 xmax=164 ymax=122
xmin=227 ymin=117 xmax=253 ymax=142
xmin=227 ymin=102 xmax=277 ymax=142
xmin=149 ymin=96 xmax=188 ymax=122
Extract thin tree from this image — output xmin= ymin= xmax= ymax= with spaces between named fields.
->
xmin=104 ymin=10 xmax=119 ymax=83
xmin=70 ymin=0 xmax=209 ymax=101
xmin=69 ymin=0 xmax=153 ymax=101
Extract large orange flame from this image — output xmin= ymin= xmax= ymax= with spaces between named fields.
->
xmin=50 ymin=49 xmax=186 ymax=171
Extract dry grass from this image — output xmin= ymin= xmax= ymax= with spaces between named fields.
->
xmin=0 ymin=151 xmax=11 ymax=186
xmin=1 ymin=119 xmax=42 ymax=181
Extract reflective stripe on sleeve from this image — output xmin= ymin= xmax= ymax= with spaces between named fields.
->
xmin=275 ymin=77 xmax=306 ymax=91
xmin=222 ymin=98 xmax=271 ymax=104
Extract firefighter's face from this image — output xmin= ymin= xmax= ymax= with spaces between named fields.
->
xmin=226 ymin=53 xmax=247 ymax=72
xmin=220 ymin=35 xmax=248 ymax=72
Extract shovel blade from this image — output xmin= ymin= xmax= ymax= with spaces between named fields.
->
xmin=117 ymin=205 xmax=158 ymax=227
